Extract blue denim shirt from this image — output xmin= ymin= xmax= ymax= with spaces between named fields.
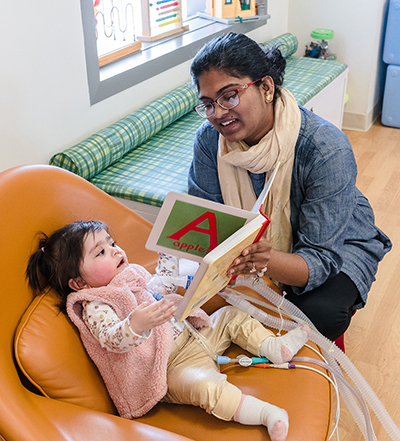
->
xmin=188 ymin=106 xmax=392 ymax=307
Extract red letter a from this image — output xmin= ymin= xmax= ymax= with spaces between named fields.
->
xmin=168 ymin=212 xmax=218 ymax=250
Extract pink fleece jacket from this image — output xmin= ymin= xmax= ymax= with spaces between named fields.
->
xmin=66 ymin=264 xmax=211 ymax=419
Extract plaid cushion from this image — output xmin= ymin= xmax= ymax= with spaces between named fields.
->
xmin=90 ymin=111 xmax=202 ymax=207
xmin=50 ymin=33 xmax=348 ymax=207
xmin=261 ymin=32 xmax=298 ymax=58
xmin=50 ymin=84 xmax=198 ymax=180
xmin=284 ymin=57 xmax=348 ymax=105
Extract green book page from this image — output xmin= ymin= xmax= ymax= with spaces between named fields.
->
xmin=156 ymin=199 xmax=248 ymax=259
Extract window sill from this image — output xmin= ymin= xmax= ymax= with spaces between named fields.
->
xmin=80 ymin=0 xmax=269 ymax=105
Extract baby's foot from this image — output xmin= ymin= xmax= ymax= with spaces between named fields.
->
xmin=268 ymin=419 xmax=288 ymax=441
xmin=260 ymin=324 xmax=310 ymax=364
xmin=263 ymin=404 xmax=289 ymax=441
xmin=233 ymin=395 xmax=288 ymax=441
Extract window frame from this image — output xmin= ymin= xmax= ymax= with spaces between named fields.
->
xmin=80 ymin=0 xmax=269 ymax=105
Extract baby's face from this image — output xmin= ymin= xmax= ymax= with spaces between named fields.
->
xmin=79 ymin=229 xmax=129 ymax=288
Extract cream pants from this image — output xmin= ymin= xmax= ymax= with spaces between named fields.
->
xmin=162 ymin=306 xmax=274 ymax=421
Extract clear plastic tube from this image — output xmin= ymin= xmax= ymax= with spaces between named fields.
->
xmin=147 ymin=275 xmax=216 ymax=360
xmin=182 ymin=317 xmax=218 ymax=361
xmin=158 ymin=275 xmax=193 ymax=290
xmin=221 ymin=288 xmax=375 ymax=438
xmin=293 ymin=356 xmax=376 ymax=441
xmin=292 ymin=361 xmax=341 ymax=440
xmin=230 ymin=290 xmax=316 ymax=331
xmin=219 ymin=277 xmax=400 ymax=441
xmin=242 ymin=280 xmax=399 ymax=441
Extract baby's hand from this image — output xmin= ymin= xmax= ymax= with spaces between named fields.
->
xmin=129 ymin=298 xmax=177 ymax=335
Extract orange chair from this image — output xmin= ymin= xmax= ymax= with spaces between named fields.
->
xmin=0 ymin=165 xmax=332 ymax=441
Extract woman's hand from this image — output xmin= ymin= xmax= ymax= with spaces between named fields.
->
xmin=227 ymin=239 xmax=309 ymax=287
xmin=227 ymin=239 xmax=272 ymax=279
xmin=129 ymin=298 xmax=177 ymax=335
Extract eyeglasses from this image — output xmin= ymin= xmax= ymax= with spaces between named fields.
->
xmin=193 ymin=78 xmax=261 ymax=118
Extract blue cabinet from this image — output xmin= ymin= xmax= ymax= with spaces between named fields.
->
xmin=382 ymin=0 xmax=400 ymax=128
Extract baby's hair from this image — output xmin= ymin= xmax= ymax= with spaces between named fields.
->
xmin=26 ymin=220 xmax=108 ymax=313
xmin=190 ymin=32 xmax=286 ymax=101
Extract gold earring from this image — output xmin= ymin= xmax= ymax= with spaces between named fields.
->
xmin=265 ymin=94 xmax=273 ymax=103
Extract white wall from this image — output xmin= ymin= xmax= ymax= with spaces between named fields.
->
xmin=0 ymin=0 xmax=288 ymax=174
xmin=287 ymin=0 xmax=389 ymax=131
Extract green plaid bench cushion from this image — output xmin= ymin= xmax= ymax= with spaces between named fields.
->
xmin=90 ymin=111 xmax=202 ymax=207
xmin=50 ymin=84 xmax=198 ymax=180
xmin=50 ymin=33 xmax=347 ymax=207
xmin=261 ymin=32 xmax=299 ymax=58
xmin=284 ymin=56 xmax=348 ymax=106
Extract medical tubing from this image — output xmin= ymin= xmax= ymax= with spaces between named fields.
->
xmin=293 ymin=356 xmax=376 ymax=441
xmin=250 ymin=285 xmax=398 ymax=441
xmin=292 ymin=363 xmax=341 ymax=440
xmin=159 ymin=275 xmax=193 ymax=289
xmin=148 ymin=282 xmax=217 ymax=360
xmin=237 ymin=277 xmax=314 ymax=325
xmin=230 ymin=291 xmax=314 ymax=330
xmin=325 ymin=350 xmax=374 ymax=440
xmin=182 ymin=317 xmax=218 ymax=361
xmin=220 ymin=287 xmax=299 ymax=333
xmin=221 ymin=289 xmax=375 ymax=440
xmin=241 ymin=280 xmax=372 ymax=439
xmin=231 ymin=280 xmax=372 ymax=437
xmin=242 ymin=279 xmax=399 ymax=440
xmin=224 ymin=277 xmax=400 ymax=441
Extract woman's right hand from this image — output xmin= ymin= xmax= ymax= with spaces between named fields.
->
xmin=227 ymin=238 xmax=272 ymax=278
xmin=129 ymin=298 xmax=177 ymax=335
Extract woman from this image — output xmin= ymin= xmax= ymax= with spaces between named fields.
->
xmin=188 ymin=32 xmax=392 ymax=341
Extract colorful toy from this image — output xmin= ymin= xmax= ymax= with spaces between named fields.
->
xmin=138 ymin=0 xmax=188 ymax=42
xmin=94 ymin=0 xmax=142 ymax=67
xmin=206 ymin=0 xmax=257 ymax=20
xmin=304 ymin=28 xmax=336 ymax=60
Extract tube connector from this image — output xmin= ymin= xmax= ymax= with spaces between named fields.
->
xmin=159 ymin=275 xmax=193 ymax=289
xmin=253 ymin=363 xmax=296 ymax=369
xmin=216 ymin=356 xmax=236 ymax=365
xmin=251 ymin=357 xmax=270 ymax=365
xmin=152 ymin=291 xmax=164 ymax=301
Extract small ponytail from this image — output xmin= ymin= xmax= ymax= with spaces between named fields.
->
xmin=25 ymin=220 xmax=107 ymax=313
xmin=26 ymin=235 xmax=49 ymax=292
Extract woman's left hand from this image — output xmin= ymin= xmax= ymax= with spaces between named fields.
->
xmin=227 ymin=239 xmax=272 ymax=279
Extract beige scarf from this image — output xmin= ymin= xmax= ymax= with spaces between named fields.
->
xmin=217 ymin=87 xmax=301 ymax=253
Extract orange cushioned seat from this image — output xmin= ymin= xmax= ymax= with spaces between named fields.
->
xmin=0 ymin=165 xmax=332 ymax=441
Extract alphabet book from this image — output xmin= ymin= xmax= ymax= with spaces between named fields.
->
xmin=146 ymin=164 xmax=279 ymax=321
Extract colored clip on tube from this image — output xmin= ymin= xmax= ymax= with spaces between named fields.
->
xmin=216 ymin=355 xmax=271 ymax=366
xmin=253 ymin=363 xmax=296 ymax=369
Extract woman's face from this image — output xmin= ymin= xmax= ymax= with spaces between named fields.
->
xmin=197 ymin=69 xmax=274 ymax=146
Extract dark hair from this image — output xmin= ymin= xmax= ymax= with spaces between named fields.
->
xmin=190 ymin=32 xmax=286 ymax=100
xmin=26 ymin=220 xmax=108 ymax=313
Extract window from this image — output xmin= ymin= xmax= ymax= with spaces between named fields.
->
xmin=81 ymin=0 xmax=268 ymax=105
xmin=94 ymin=0 xmax=206 ymax=66
xmin=94 ymin=0 xmax=141 ymax=66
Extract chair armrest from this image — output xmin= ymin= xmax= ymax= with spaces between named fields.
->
xmin=5 ymin=392 xmax=193 ymax=441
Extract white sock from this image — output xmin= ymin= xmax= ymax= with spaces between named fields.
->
xmin=260 ymin=324 xmax=310 ymax=364
xmin=233 ymin=395 xmax=289 ymax=441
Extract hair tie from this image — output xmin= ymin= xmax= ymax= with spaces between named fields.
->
xmin=41 ymin=247 xmax=45 ymax=253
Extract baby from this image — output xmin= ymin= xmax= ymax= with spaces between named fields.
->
xmin=26 ymin=220 xmax=310 ymax=441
